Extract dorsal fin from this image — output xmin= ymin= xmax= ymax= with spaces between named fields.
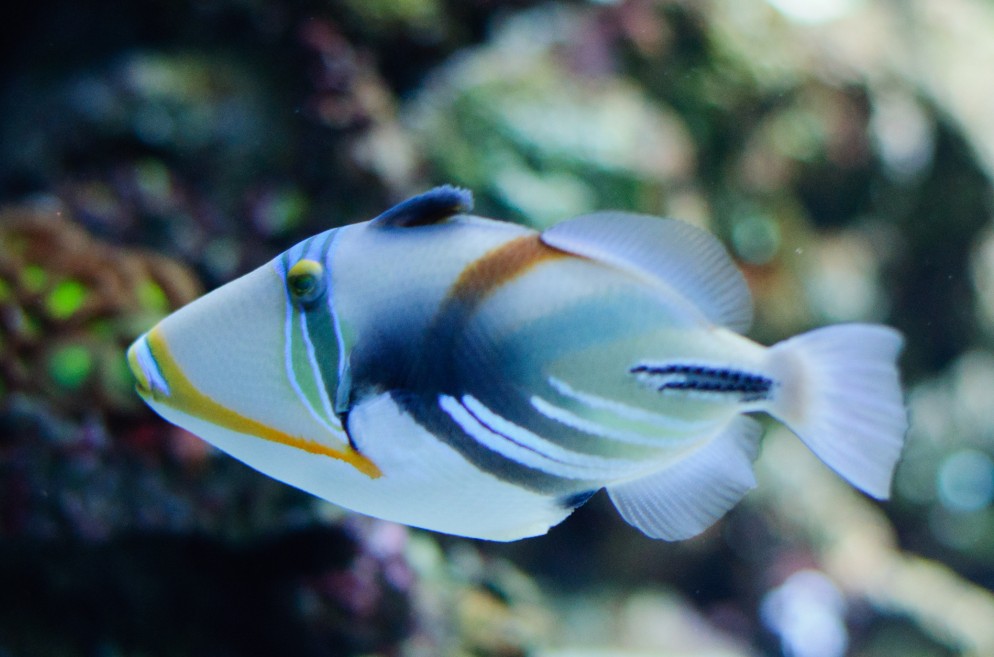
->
xmin=369 ymin=186 xmax=474 ymax=228
xmin=541 ymin=212 xmax=753 ymax=332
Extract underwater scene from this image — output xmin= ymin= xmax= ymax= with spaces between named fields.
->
xmin=2 ymin=1 xmax=993 ymax=656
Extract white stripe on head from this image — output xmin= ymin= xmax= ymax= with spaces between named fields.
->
xmin=276 ymin=232 xmax=344 ymax=435
xmin=281 ymin=285 xmax=343 ymax=434
xmin=301 ymin=309 xmax=339 ymax=425
xmin=322 ymin=229 xmax=351 ymax=413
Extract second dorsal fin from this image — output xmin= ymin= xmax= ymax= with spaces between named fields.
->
xmin=541 ymin=212 xmax=753 ymax=332
xmin=369 ymin=186 xmax=474 ymax=228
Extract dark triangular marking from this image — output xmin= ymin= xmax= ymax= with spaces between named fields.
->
xmin=369 ymin=185 xmax=474 ymax=228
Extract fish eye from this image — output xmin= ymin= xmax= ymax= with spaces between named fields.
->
xmin=287 ymin=259 xmax=326 ymax=307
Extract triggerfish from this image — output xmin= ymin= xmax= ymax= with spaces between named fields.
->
xmin=127 ymin=187 xmax=907 ymax=541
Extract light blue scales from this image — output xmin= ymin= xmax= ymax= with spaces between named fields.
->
xmin=127 ymin=187 xmax=907 ymax=541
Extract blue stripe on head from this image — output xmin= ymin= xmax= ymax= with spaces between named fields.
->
xmin=275 ymin=230 xmax=337 ymax=278
xmin=277 ymin=229 xmax=347 ymax=434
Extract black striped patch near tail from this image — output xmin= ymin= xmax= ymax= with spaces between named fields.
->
xmin=630 ymin=363 xmax=774 ymax=402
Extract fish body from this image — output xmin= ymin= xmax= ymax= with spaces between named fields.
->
xmin=128 ymin=187 xmax=907 ymax=541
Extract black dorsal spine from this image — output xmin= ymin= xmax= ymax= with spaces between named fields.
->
xmin=370 ymin=186 xmax=474 ymax=228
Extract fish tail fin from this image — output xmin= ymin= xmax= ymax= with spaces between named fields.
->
xmin=766 ymin=324 xmax=907 ymax=498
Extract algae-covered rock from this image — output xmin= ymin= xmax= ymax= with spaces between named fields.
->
xmin=403 ymin=532 xmax=554 ymax=657
xmin=0 ymin=202 xmax=201 ymax=413
xmin=0 ymin=524 xmax=412 ymax=657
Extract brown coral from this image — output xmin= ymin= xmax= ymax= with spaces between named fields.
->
xmin=0 ymin=202 xmax=201 ymax=414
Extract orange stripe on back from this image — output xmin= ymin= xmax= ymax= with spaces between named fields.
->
xmin=448 ymin=234 xmax=568 ymax=308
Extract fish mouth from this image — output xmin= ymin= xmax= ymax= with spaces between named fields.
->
xmin=127 ymin=331 xmax=170 ymax=400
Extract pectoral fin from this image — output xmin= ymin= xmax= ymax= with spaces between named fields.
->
xmin=607 ymin=415 xmax=762 ymax=540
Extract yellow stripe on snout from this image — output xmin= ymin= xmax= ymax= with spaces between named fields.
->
xmin=144 ymin=327 xmax=382 ymax=478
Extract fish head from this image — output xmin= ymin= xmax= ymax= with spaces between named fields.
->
xmin=127 ymin=233 xmax=380 ymax=481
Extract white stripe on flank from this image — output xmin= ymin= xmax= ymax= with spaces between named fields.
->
xmin=546 ymin=376 xmax=714 ymax=432
xmin=438 ymin=395 xmax=588 ymax=479
xmin=439 ymin=394 xmax=644 ymax=480
xmin=529 ymin=395 xmax=698 ymax=447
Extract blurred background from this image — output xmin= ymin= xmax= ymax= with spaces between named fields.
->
xmin=2 ymin=1 xmax=994 ymax=655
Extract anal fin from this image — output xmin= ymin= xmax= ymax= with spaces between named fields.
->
xmin=607 ymin=415 xmax=762 ymax=540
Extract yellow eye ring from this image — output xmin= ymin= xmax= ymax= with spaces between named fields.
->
xmin=287 ymin=259 xmax=326 ymax=306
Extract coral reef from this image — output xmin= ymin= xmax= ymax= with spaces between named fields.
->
xmin=0 ymin=202 xmax=201 ymax=414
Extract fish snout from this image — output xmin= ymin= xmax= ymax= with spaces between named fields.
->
xmin=127 ymin=332 xmax=170 ymax=401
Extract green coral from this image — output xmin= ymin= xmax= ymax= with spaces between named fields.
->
xmin=47 ymin=343 xmax=93 ymax=390
xmin=45 ymin=279 xmax=89 ymax=320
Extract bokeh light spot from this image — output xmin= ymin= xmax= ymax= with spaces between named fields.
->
xmin=936 ymin=449 xmax=994 ymax=513
xmin=136 ymin=279 xmax=169 ymax=313
xmin=45 ymin=279 xmax=89 ymax=320
xmin=765 ymin=0 xmax=862 ymax=24
xmin=731 ymin=213 xmax=781 ymax=265
xmin=761 ymin=569 xmax=848 ymax=657
xmin=48 ymin=343 xmax=94 ymax=390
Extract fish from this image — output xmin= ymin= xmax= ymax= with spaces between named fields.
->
xmin=127 ymin=186 xmax=907 ymax=541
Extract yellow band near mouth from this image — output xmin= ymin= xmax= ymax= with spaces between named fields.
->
xmin=143 ymin=326 xmax=382 ymax=479
xmin=127 ymin=341 xmax=153 ymax=397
